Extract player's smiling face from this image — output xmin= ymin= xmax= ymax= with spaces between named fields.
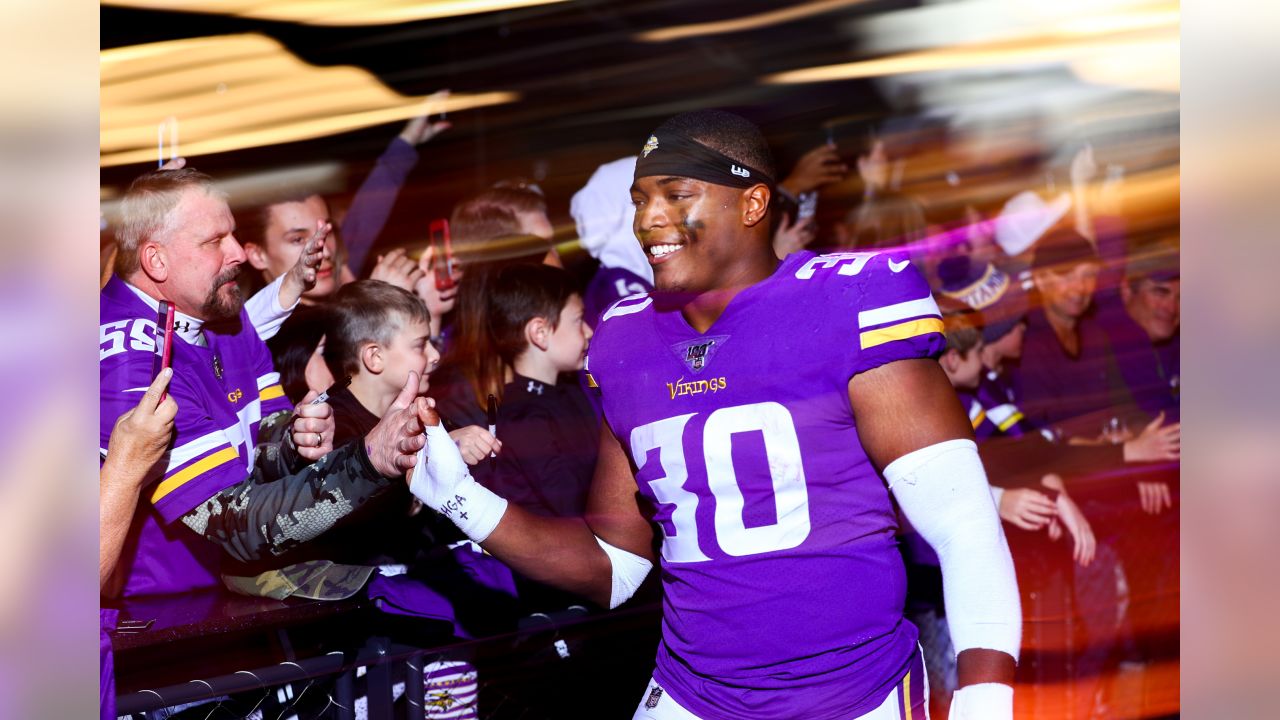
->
xmin=631 ymin=175 xmax=745 ymax=294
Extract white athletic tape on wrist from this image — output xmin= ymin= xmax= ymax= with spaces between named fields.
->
xmin=595 ymin=536 xmax=653 ymax=609
xmin=412 ymin=424 xmax=508 ymax=543
xmin=950 ymin=682 xmax=1013 ymax=720
xmin=885 ymin=438 xmax=1022 ymax=660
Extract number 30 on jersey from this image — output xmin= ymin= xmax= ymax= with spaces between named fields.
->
xmin=630 ymin=401 xmax=811 ymax=562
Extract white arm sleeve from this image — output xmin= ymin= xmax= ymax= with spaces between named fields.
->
xmin=886 ymin=438 xmax=1021 ymax=660
xmin=245 ymin=273 xmax=297 ymax=342
xmin=595 ymin=536 xmax=653 ymax=609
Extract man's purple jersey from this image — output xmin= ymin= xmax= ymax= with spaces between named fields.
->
xmin=586 ymin=251 xmax=945 ymax=719
xmin=100 ymin=276 xmax=292 ymax=597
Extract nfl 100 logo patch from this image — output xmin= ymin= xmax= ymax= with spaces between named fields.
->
xmin=670 ymin=335 xmax=729 ymax=374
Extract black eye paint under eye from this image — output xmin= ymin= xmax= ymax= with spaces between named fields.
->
xmin=680 ymin=210 xmax=706 ymax=239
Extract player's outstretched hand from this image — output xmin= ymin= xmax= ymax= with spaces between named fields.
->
xmin=281 ymin=219 xmax=331 ymax=307
xmin=448 ymin=425 xmax=502 ymax=466
xmin=997 ymin=488 xmax=1056 ymax=531
xmin=292 ymin=389 xmax=335 ymax=461
xmin=106 ymin=367 xmax=179 ymax=481
xmin=363 ymin=371 xmax=428 ymax=477
xmin=407 ymin=402 xmax=508 ymax=542
xmin=1123 ymin=411 xmax=1180 ymax=463
xmin=369 ymin=247 xmax=424 ymax=292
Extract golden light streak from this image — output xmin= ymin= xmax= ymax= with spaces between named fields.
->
xmin=762 ymin=6 xmax=1178 ymax=87
xmin=635 ymin=0 xmax=870 ymax=42
xmin=103 ymin=0 xmax=571 ymax=26
xmin=101 ymin=34 xmax=518 ymax=167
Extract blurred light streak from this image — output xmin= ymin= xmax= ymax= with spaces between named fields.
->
xmin=100 ymin=161 xmax=346 ymax=224
xmin=763 ymin=6 xmax=1178 ymax=89
xmin=102 ymin=0 xmax=571 ymax=26
xmin=634 ymin=0 xmax=869 ymax=43
xmin=101 ymin=34 xmax=518 ymax=167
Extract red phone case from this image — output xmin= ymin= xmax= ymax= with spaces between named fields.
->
xmin=430 ymin=219 xmax=456 ymax=291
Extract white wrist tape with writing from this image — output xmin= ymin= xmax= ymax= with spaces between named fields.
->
xmin=595 ymin=536 xmax=654 ymax=609
xmin=886 ymin=438 xmax=1022 ymax=660
xmin=411 ymin=424 xmax=508 ymax=542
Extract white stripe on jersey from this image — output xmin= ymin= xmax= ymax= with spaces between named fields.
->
xmin=602 ymin=296 xmax=652 ymax=323
xmin=857 ymin=295 xmax=940 ymax=329
xmin=967 ymin=399 xmax=984 ymax=422
xmin=986 ymin=403 xmax=1020 ymax=426
xmin=163 ymin=398 xmax=264 ymax=475
xmin=256 ymin=371 xmax=281 ymax=390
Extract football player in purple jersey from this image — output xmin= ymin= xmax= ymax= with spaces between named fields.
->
xmin=410 ymin=111 xmax=1020 ymax=720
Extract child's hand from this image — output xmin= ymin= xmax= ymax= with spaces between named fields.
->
xmin=997 ymin=488 xmax=1056 ymax=531
xmin=448 ymin=425 xmax=502 ymax=466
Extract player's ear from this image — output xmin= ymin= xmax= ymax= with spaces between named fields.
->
xmin=360 ymin=343 xmax=383 ymax=374
xmin=244 ymin=242 xmax=270 ymax=271
xmin=525 ymin=317 xmax=550 ymax=353
xmin=139 ymin=241 xmax=168 ymax=282
xmin=742 ymin=184 xmax=771 ymax=228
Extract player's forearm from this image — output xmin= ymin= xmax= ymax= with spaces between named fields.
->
xmin=480 ymin=504 xmax=613 ymax=606
xmin=181 ymin=440 xmax=394 ymax=563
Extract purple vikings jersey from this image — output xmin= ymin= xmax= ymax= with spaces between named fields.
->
xmin=586 ymin=251 xmax=945 ymax=719
xmin=100 ymin=276 xmax=292 ymax=597
xmin=958 ymin=372 xmax=1028 ymax=440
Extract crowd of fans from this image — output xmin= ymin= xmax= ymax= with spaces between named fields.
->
xmin=100 ymin=107 xmax=1178 ymax=719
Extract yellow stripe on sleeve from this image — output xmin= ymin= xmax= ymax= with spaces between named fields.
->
xmin=859 ymin=317 xmax=944 ymax=350
xmin=150 ymin=447 xmax=239 ymax=503
xmin=997 ymin=411 xmax=1025 ymax=432
xmin=585 ymin=373 xmax=598 ymax=389
xmin=259 ymin=384 xmax=286 ymax=402
xmin=971 ymin=409 xmax=987 ymax=430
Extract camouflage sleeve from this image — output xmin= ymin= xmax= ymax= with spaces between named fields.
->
xmin=253 ymin=408 xmax=308 ymax=481
xmin=180 ymin=439 xmax=395 ymax=564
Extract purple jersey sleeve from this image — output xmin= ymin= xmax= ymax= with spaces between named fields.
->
xmin=100 ymin=344 xmax=244 ymax=524
xmin=821 ymin=252 xmax=945 ymax=378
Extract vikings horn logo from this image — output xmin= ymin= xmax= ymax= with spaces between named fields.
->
xmin=642 ymin=134 xmax=660 ymax=158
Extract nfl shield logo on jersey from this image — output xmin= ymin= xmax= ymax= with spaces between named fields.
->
xmin=645 ymin=686 xmax=664 ymax=709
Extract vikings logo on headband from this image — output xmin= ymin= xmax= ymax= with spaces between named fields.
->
xmin=634 ymin=131 xmax=774 ymax=190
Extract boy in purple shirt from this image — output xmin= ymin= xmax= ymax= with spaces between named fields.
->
xmin=409 ymin=111 xmax=1021 ymax=719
